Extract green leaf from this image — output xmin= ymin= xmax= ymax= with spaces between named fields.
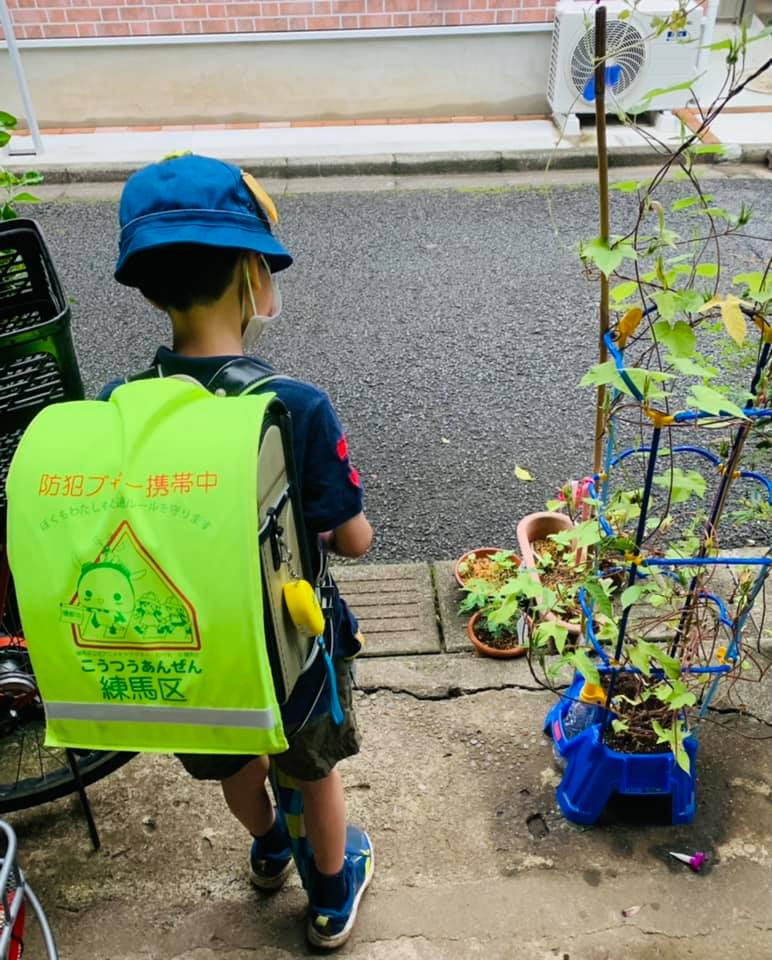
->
xmin=514 ymin=465 xmax=533 ymax=482
xmin=671 ymin=196 xmax=701 ymax=212
xmin=490 ymin=551 xmax=517 ymax=568
xmin=628 ymin=643 xmax=652 ymax=677
xmin=653 ymin=290 xmax=679 ymax=321
xmin=667 ymin=355 xmax=717 ymax=379
xmin=583 ymin=578 xmax=614 ymax=619
xmin=653 ymin=467 xmax=707 ymax=503
xmin=654 ymin=679 xmax=697 ymax=710
xmin=487 ymin=596 xmax=519 ymax=627
xmin=10 ymin=192 xmax=40 ymax=205
xmin=0 ymin=111 xmax=17 ymax=127
xmin=691 ymin=206 xmax=733 ymax=221
xmin=686 ymin=384 xmax=748 ymax=420
xmin=652 ymin=720 xmax=668 ymax=740
xmin=674 ymin=740 xmax=691 ymax=775
xmin=580 ymin=362 xmax=673 ymax=400
xmin=638 ymin=640 xmax=682 ymax=681
xmin=676 ymin=290 xmax=707 ymax=314
xmin=611 ymin=718 xmax=630 ymax=733
xmin=580 ymin=360 xmax=621 ymax=389
xmin=549 ymin=520 xmax=602 ymax=550
xmin=637 ymin=77 xmax=699 ymax=103
xmin=21 ymin=171 xmax=44 ymax=186
xmin=535 ymin=621 xmax=569 ymax=654
xmin=0 ymin=132 xmax=10 ymax=149
xmin=623 ymin=368 xmax=674 ymax=402
xmin=581 ymin=237 xmax=638 ymax=278
xmin=652 ymin=720 xmax=691 ymax=774
xmin=653 ymin=320 xmax=696 ymax=358
xmin=706 ymin=37 xmax=733 ymax=51
xmin=695 ymin=263 xmax=718 ymax=278
xmin=732 ymin=271 xmax=771 ymax=303
xmin=610 ymin=180 xmax=642 ymax=193
xmin=688 ymin=143 xmax=726 ymax=156
xmin=571 ymin=649 xmax=600 ymax=687
xmin=669 ymin=688 xmax=697 ymax=710
xmin=610 ymin=281 xmax=638 ymax=303
xmin=621 ymin=585 xmax=643 ymax=609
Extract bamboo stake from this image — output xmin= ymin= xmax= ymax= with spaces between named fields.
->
xmin=592 ymin=3 xmax=610 ymax=476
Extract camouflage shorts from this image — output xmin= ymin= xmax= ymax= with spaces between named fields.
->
xmin=176 ymin=658 xmax=360 ymax=783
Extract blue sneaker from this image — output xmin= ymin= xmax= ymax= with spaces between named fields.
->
xmin=306 ymin=825 xmax=374 ymax=949
xmin=249 ymin=831 xmax=294 ymax=892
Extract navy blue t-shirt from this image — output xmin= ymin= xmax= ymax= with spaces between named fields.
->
xmin=100 ymin=347 xmax=365 ymax=725
xmin=101 ymin=346 xmax=364 ymax=536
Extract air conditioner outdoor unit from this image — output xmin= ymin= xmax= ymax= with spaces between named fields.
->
xmin=547 ymin=0 xmax=705 ymax=132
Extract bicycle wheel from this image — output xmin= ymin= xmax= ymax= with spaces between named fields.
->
xmin=0 ymin=636 xmax=134 ymax=814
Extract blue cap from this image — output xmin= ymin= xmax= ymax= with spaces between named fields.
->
xmin=115 ymin=154 xmax=292 ymax=286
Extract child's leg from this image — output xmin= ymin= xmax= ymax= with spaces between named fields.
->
xmin=296 ymin=768 xmax=346 ymax=873
xmin=221 ymin=755 xmax=274 ymax=836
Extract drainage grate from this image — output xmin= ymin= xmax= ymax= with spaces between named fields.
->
xmin=333 ymin=562 xmax=442 ymax=657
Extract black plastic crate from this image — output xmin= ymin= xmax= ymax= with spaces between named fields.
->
xmin=0 ymin=220 xmax=83 ymax=517
xmin=0 ymin=352 xmax=66 ymax=418
xmin=0 ymin=428 xmax=25 ymax=512
xmin=0 ymin=220 xmax=68 ymax=344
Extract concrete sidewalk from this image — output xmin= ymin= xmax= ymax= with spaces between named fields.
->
xmin=6 ymin=112 xmax=772 ymax=183
xmin=3 ymin=110 xmax=771 ymax=182
xmin=7 ymin=556 xmax=771 ymax=959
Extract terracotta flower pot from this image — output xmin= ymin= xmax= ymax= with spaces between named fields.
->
xmin=454 ymin=547 xmax=518 ymax=589
xmin=467 ymin=610 xmax=526 ymax=659
xmin=515 ymin=511 xmax=581 ymax=638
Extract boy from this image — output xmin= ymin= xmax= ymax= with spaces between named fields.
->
xmin=106 ymin=154 xmax=374 ymax=949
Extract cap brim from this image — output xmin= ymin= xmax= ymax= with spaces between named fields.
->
xmin=115 ymin=213 xmax=293 ymax=286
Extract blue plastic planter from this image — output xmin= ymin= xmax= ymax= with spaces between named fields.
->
xmin=544 ymin=672 xmax=697 ymax=825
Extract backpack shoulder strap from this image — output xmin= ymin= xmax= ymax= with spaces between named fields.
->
xmin=206 ymin=357 xmax=286 ymax=396
xmin=126 ymin=357 xmax=291 ymax=397
xmin=125 ymin=364 xmax=161 ymax=384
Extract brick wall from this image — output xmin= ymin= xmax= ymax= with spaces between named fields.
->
xmin=4 ymin=0 xmax=554 ymax=41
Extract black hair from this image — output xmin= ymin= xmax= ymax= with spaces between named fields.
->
xmin=126 ymin=243 xmax=244 ymax=312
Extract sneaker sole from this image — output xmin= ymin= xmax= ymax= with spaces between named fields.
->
xmin=249 ymin=857 xmax=295 ymax=892
xmin=306 ymin=832 xmax=375 ymax=950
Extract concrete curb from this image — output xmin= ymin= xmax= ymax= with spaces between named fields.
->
xmin=17 ymin=142 xmax=772 ymax=184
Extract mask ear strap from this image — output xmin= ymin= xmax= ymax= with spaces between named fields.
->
xmin=243 ymin=258 xmax=260 ymax=318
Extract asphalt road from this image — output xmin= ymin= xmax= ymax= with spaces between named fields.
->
xmin=29 ymin=174 xmax=772 ymax=561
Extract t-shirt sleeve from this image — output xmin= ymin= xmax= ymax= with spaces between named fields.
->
xmin=301 ymin=395 xmax=364 ymax=533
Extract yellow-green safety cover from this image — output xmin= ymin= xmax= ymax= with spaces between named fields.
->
xmin=6 ymin=378 xmax=288 ymax=755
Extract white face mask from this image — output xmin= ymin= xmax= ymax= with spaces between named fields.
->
xmin=242 ymin=257 xmax=282 ymax=353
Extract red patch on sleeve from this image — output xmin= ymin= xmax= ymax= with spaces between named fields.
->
xmin=336 ymin=435 xmax=349 ymax=461
xmin=349 ymin=467 xmax=362 ymax=489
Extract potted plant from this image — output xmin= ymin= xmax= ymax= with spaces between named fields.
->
xmin=527 ymin=5 xmax=772 ymax=825
xmin=458 ymin=553 xmax=527 ymax=658
xmin=454 ymin=548 xmax=518 ymax=589
xmin=466 ymin=608 xmax=527 ymax=660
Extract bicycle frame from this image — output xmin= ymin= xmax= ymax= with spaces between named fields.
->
xmin=0 ymin=820 xmax=58 ymax=959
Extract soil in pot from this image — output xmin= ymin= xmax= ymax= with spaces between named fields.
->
xmin=468 ymin=611 xmax=526 ymax=658
xmin=475 ymin=621 xmax=522 ymax=652
xmin=600 ymin=671 xmax=673 ymax=755
xmin=455 ymin=549 xmax=519 ymax=589
xmin=531 ymin=538 xmax=585 ymax=622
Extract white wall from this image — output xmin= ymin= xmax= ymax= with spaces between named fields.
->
xmin=0 ymin=28 xmax=554 ymax=127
